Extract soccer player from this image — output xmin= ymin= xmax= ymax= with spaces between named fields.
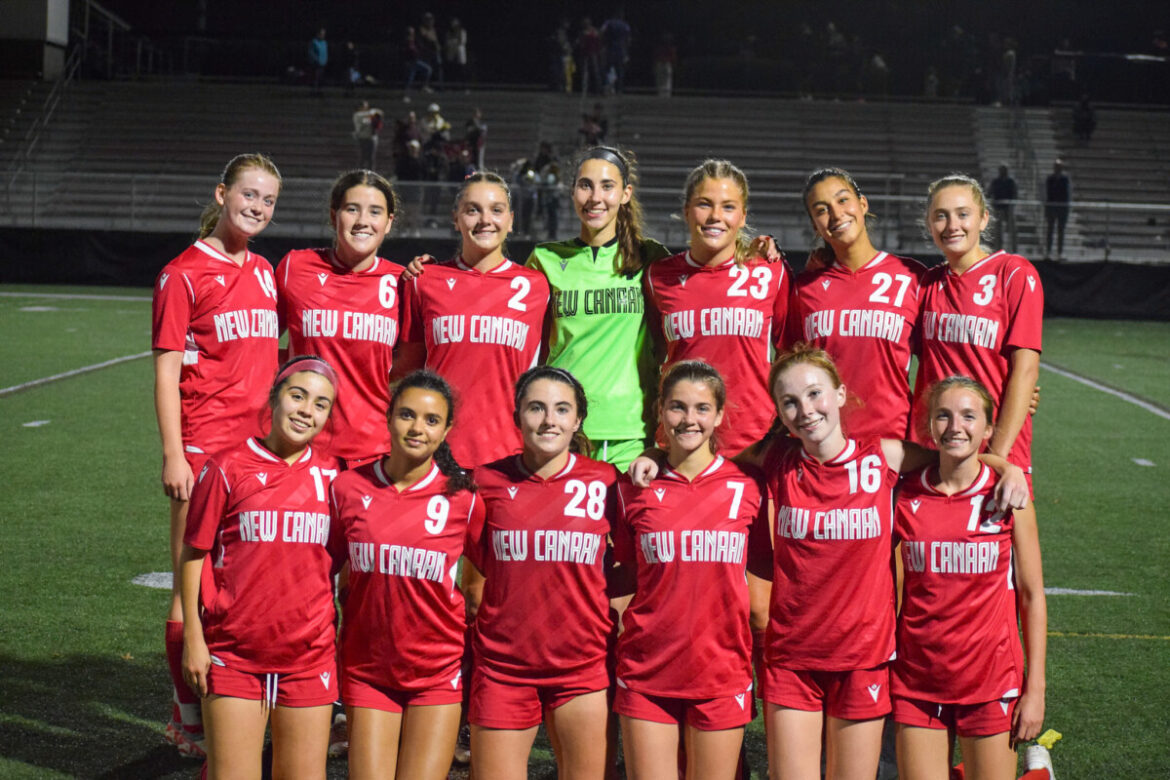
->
xmin=276 ymin=170 xmax=401 ymax=466
xmin=787 ymin=167 xmax=926 ymax=440
xmin=396 ymin=172 xmax=550 ymax=467
xmin=152 ymin=153 xmax=282 ymax=757
xmin=645 ymin=159 xmax=792 ymax=455
xmin=613 ymin=360 xmax=770 ymax=780
xmin=179 ymin=356 xmax=341 ymax=778
xmin=526 ymin=146 xmax=671 ymax=470
xmin=894 ymin=376 xmax=1047 ymax=780
xmin=464 ymin=366 xmax=618 ymax=779
xmin=328 ymin=370 xmax=482 ymax=780
xmin=754 ymin=345 xmax=1028 ymax=780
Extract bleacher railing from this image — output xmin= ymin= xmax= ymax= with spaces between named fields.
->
xmin=1 ymin=174 xmax=1167 ymax=262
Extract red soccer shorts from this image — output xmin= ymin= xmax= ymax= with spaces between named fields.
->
xmin=470 ymin=669 xmax=609 ymax=730
xmin=342 ymin=674 xmax=463 ymax=713
xmin=764 ymin=664 xmax=891 ymax=720
xmin=206 ymin=657 xmax=336 ymax=707
xmin=614 ymin=685 xmax=753 ymax=731
xmin=893 ymin=695 xmax=1016 ymax=737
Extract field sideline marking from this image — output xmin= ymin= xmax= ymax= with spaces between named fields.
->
xmin=0 ymin=291 xmax=151 ymax=302
xmin=0 ymin=351 xmax=152 ymax=396
xmin=1049 ymin=630 xmax=1170 ymax=641
xmin=1040 ymin=361 xmax=1170 ymax=421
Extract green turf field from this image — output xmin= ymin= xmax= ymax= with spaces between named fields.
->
xmin=1 ymin=287 xmax=1167 ymax=778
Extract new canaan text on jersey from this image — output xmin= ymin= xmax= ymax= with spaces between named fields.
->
xmin=903 ymin=540 xmax=1001 ymax=574
xmin=802 ymin=309 xmax=907 ymax=344
xmin=552 ymin=286 xmax=644 ymax=317
xmin=300 ymin=308 xmax=399 ymax=347
xmin=662 ymin=306 xmax=765 ymax=341
xmin=237 ymin=510 xmax=330 ymax=544
xmin=347 ymin=541 xmax=449 ymax=584
xmin=638 ymin=530 xmax=747 ymax=564
xmin=212 ymin=308 xmax=280 ymax=342
xmin=776 ymin=505 xmax=883 ymax=541
xmin=491 ymin=529 xmax=604 ymax=564
xmin=430 ymin=314 xmax=530 ymax=350
xmin=921 ymin=311 xmax=1000 ymax=349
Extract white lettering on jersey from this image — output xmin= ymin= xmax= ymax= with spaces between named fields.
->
xmin=930 ymin=541 xmax=1000 ymax=574
xmin=837 ymin=308 xmax=905 ymax=342
xmin=680 ymin=530 xmax=746 ymax=562
xmin=238 ymin=510 xmax=278 ymax=542
xmin=469 ymin=315 xmax=530 ymax=349
xmin=281 ymin=511 xmax=330 ymax=544
xmin=663 ymin=310 xmax=694 ymax=340
xmin=922 ymin=311 xmax=1000 ymax=348
xmin=349 ymin=541 xmax=376 ymax=572
xmin=534 ymin=530 xmax=603 ymax=564
xmin=491 ymin=529 xmax=528 ymax=561
xmin=776 ymin=505 xmax=810 ymax=540
xmin=639 ymin=531 xmax=675 ymax=563
xmin=905 ymin=541 xmax=926 ymax=572
xmin=303 ymin=309 xmax=339 ymax=338
xmin=813 ymin=506 xmax=882 ymax=540
xmin=212 ymin=309 xmax=279 ymax=342
xmin=343 ymin=311 xmax=398 ymax=346
xmin=804 ymin=310 xmax=834 ymax=340
xmin=432 ymin=315 xmax=465 ymax=344
xmin=373 ymin=544 xmax=448 ymax=582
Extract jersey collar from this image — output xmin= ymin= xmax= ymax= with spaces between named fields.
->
xmin=684 ymin=251 xmax=733 ymax=270
xmin=374 ymin=460 xmax=441 ymax=492
xmin=662 ymin=454 xmax=724 ymax=483
xmin=515 ymin=452 xmax=576 ymax=481
xmin=800 ymin=438 xmax=856 ymax=465
xmin=455 ymin=256 xmax=512 ymax=274
xmin=194 ymin=239 xmax=249 ymax=267
xmin=920 ymin=462 xmax=992 ymax=497
xmin=328 ymin=248 xmax=381 ymax=274
xmin=247 ymin=437 xmax=312 ymax=465
xmin=948 ymin=250 xmax=1002 ymax=277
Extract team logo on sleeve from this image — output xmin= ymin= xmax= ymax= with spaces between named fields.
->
xmin=1027 ymin=276 xmax=1036 ymax=291
xmin=255 ymin=472 xmax=268 ymax=486
xmin=507 ymin=487 xmax=518 ymax=499
xmin=159 ymin=273 xmax=170 ymax=290
xmin=653 ymin=488 xmax=666 ymax=502
xmin=198 ymin=464 xmax=210 ymax=482
xmin=317 ymin=273 xmax=329 ymax=286
xmin=215 ymin=275 xmax=225 ymax=286
xmin=361 ymin=495 xmax=372 ymax=509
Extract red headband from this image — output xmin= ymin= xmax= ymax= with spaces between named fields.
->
xmin=275 ymin=358 xmax=340 ymax=394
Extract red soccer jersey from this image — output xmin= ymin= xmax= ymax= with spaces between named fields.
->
xmin=330 ymin=461 xmax=482 ymax=692
xmin=400 ymin=258 xmax=549 ymax=466
xmin=184 ymin=438 xmax=340 ymax=673
xmin=912 ymin=251 xmax=1044 ymax=470
xmin=614 ymin=456 xmax=769 ymax=698
xmin=646 ymin=252 xmax=792 ymax=455
xmin=757 ymin=437 xmax=897 ymax=671
xmin=893 ymin=465 xmax=1023 ymax=704
xmin=787 ymin=251 xmax=925 ymax=439
xmin=152 ymin=241 xmax=280 ymax=456
xmin=468 ymin=454 xmax=618 ymax=686
xmin=276 ymin=248 xmax=403 ymax=461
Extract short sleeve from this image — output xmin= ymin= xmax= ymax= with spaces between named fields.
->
xmin=771 ymin=258 xmax=794 ymax=350
xmin=399 ymin=275 xmax=425 ymax=345
xmin=1002 ymin=260 xmax=1044 ymax=354
xmin=185 ymin=460 xmax=230 ymax=550
xmin=611 ymin=479 xmax=636 ymax=564
xmin=463 ymin=489 xmax=488 ymax=572
xmin=275 ymin=253 xmax=293 ymax=334
xmin=745 ymin=470 xmax=774 ymax=580
xmin=326 ymin=479 xmax=348 ymax=570
xmin=152 ymin=268 xmax=193 ymax=352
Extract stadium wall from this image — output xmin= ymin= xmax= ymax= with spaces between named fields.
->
xmin=1 ymin=228 xmax=1167 ymax=321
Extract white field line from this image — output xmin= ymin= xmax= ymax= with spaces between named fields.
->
xmin=1040 ymin=362 xmax=1170 ymax=422
xmin=1045 ymin=587 xmax=1135 ymax=596
xmin=1 ymin=351 xmax=152 ymax=396
xmin=0 ymin=291 xmax=151 ymax=302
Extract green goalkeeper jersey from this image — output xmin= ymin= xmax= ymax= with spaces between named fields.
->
xmin=527 ymin=237 xmax=670 ymax=442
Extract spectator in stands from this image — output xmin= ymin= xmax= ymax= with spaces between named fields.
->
xmin=1045 ymin=159 xmax=1072 ymax=260
xmin=924 ymin=65 xmax=940 ymax=98
xmin=989 ymin=164 xmax=1018 ymax=253
xmin=550 ymin=20 xmax=576 ymax=93
xmin=396 ymin=139 xmax=426 ymax=236
xmin=578 ymin=103 xmax=608 ymax=147
xmin=343 ymin=41 xmax=360 ymax=94
xmin=654 ymin=32 xmax=677 ymax=97
xmin=601 ymin=10 xmax=632 ymax=93
xmin=421 ymin=102 xmax=451 ymax=149
xmin=352 ymin=100 xmax=385 ymax=171
xmin=465 ymin=107 xmax=487 ymax=170
xmin=403 ymin=27 xmax=433 ymax=98
xmin=308 ymin=27 xmax=328 ymax=94
xmin=445 ymin=18 xmax=469 ymax=85
xmin=1072 ymin=94 xmax=1096 ymax=143
xmin=392 ymin=110 xmax=422 ymax=172
xmin=419 ymin=12 xmax=444 ymax=89
xmin=577 ymin=17 xmax=604 ymax=95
